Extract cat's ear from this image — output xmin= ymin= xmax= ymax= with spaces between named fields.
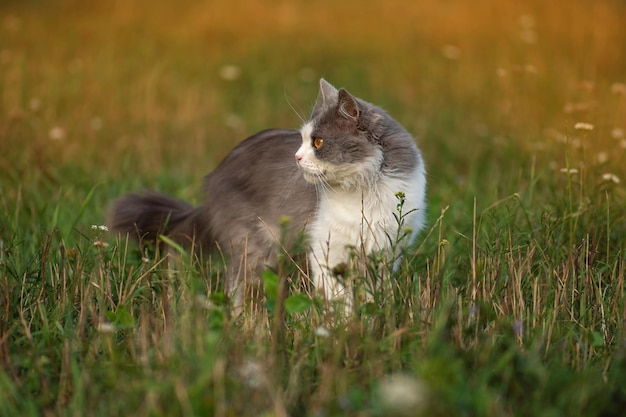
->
xmin=337 ymin=88 xmax=360 ymax=123
xmin=319 ymin=78 xmax=338 ymax=102
xmin=312 ymin=78 xmax=338 ymax=117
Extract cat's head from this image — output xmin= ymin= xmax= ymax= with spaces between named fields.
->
xmin=295 ymin=79 xmax=387 ymax=190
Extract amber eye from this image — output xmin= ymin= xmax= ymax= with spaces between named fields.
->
xmin=313 ymin=137 xmax=324 ymax=149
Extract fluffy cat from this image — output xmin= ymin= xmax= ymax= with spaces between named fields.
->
xmin=109 ymin=79 xmax=426 ymax=311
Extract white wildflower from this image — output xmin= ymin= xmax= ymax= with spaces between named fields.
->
xmin=49 ymin=126 xmax=66 ymax=140
xmin=442 ymin=44 xmax=460 ymax=60
xmin=560 ymin=168 xmax=579 ymax=175
xmin=97 ymin=321 xmax=116 ymax=334
xmin=376 ymin=374 xmax=429 ymax=417
xmin=29 ymin=97 xmax=42 ymax=112
xmin=238 ymin=359 xmax=268 ymax=389
xmin=219 ymin=64 xmax=241 ymax=81
xmin=314 ymin=326 xmax=330 ymax=338
xmin=225 ymin=113 xmax=244 ymax=130
xmin=524 ymin=64 xmax=537 ymax=74
xmin=93 ymin=239 xmax=109 ymax=248
xmin=519 ymin=29 xmax=537 ymax=44
xmin=610 ymin=82 xmax=626 ymax=95
xmin=574 ymin=122 xmax=594 ymax=131
xmin=602 ymin=173 xmax=620 ymax=184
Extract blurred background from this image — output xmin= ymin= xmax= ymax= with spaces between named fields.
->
xmin=1 ymin=0 xmax=625 ymax=238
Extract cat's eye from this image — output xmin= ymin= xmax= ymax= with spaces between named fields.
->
xmin=313 ymin=137 xmax=324 ymax=149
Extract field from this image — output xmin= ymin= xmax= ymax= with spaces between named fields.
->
xmin=2 ymin=0 xmax=626 ymax=415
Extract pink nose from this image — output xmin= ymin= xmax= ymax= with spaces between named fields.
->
xmin=295 ymin=154 xmax=302 ymax=162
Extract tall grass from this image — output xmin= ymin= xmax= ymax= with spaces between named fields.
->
xmin=1 ymin=0 xmax=626 ymax=415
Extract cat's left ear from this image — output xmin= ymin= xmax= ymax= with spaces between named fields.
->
xmin=311 ymin=78 xmax=339 ymax=118
xmin=337 ymin=88 xmax=360 ymax=124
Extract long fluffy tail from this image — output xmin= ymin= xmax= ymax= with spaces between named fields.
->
xmin=108 ymin=192 xmax=197 ymax=243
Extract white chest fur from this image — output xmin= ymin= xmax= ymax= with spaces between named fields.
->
xmin=308 ymin=166 xmax=426 ymax=302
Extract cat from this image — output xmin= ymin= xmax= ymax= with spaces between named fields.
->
xmin=109 ymin=79 xmax=426 ymax=312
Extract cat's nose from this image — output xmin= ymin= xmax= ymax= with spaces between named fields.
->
xmin=295 ymin=154 xmax=302 ymax=162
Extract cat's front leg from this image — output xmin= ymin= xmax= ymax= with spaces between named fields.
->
xmin=309 ymin=247 xmax=354 ymax=316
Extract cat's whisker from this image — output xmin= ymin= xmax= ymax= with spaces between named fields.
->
xmin=284 ymin=87 xmax=306 ymax=124
xmin=278 ymin=172 xmax=305 ymax=208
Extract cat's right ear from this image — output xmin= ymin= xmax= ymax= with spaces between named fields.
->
xmin=311 ymin=78 xmax=339 ymax=118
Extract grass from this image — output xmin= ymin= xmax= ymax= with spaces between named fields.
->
xmin=1 ymin=0 xmax=626 ymax=415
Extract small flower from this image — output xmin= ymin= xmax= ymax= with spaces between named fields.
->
xmin=376 ymin=374 xmax=429 ymax=416
xmin=49 ymin=126 xmax=66 ymax=140
xmin=238 ymin=360 xmax=268 ymax=389
xmin=29 ymin=97 xmax=42 ymax=112
xmin=90 ymin=117 xmax=103 ymax=131
xmin=574 ymin=122 xmax=594 ymax=131
xmin=91 ymin=225 xmax=109 ymax=232
xmin=224 ymin=113 xmax=244 ymax=130
xmin=560 ymin=168 xmax=579 ymax=175
xmin=602 ymin=173 xmax=620 ymax=184
xmin=219 ymin=64 xmax=241 ymax=81
xmin=97 ymin=321 xmax=116 ymax=333
xmin=610 ymin=82 xmax=626 ymax=95
xmin=519 ymin=29 xmax=537 ymax=44
xmin=314 ymin=326 xmax=330 ymax=337
xmin=141 ymin=257 xmax=150 ymax=264
xmin=93 ymin=239 xmax=109 ymax=248
xmin=524 ymin=64 xmax=537 ymax=74
xmin=611 ymin=128 xmax=624 ymax=139
xmin=441 ymin=44 xmax=460 ymax=60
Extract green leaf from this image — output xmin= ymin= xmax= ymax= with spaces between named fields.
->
xmin=261 ymin=270 xmax=278 ymax=299
xmin=591 ymin=331 xmax=604 ymax=347
xmin=159 ymin=235 xmax=187 ymax=257
xmin=360 ymin=302 xmax=378 ymax=316
xmin=105 ymin=306 xmax=135 ymax=329
xmin=284 ymin=293 xmax=312 ymax=314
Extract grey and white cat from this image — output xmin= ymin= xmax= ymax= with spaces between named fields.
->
xmin=109 ymin=79 xmax=426 ymax=311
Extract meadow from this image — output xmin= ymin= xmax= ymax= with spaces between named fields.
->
xmin=1 ymin=0 xmax=626 ymax=415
